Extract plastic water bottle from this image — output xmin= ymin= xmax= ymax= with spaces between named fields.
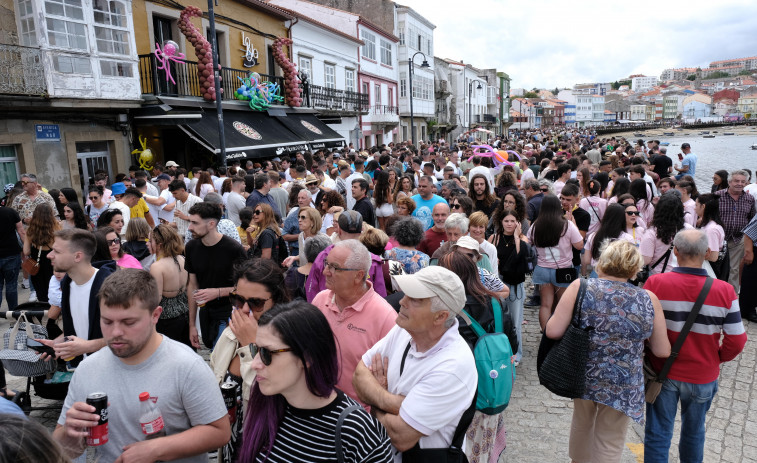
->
xmin=138 ymin=392 xmax=167 ymax=439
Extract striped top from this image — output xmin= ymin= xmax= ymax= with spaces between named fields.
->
xmin=255 ymin=391 xmax=392 ymax=463
xmin=644 ymin=267 xmax=747 ymax=384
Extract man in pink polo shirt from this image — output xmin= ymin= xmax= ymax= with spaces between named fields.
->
xmin=311 ymin=239 xmax=397 ymax=405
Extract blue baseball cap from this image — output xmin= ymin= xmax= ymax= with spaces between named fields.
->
xmin=111 ymin=182 xmax=126 ymax=195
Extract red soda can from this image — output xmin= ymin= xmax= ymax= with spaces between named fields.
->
xmin=86 ymin=392 xmax=109 ymax=446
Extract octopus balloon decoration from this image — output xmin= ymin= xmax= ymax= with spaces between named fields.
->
xmin=235 ymin=73 xmax=283 ymax=111
xmin=271 ymin=37 xmax=301 ymax=107
xmin=467 ymin=145 xmax=521 ymax=170
xmin=131 ymin=135 xmax=154 ymax=170
xmin=153 ymin=40 xmax=185 ymax=85
xmin=178 ymin=6 xmax=222 ymax=102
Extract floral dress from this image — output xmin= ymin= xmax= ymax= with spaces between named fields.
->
xmin=385 ymin=248 xmax=429 ymax=274
xmin=579 ymin=278 xmax=655 ymax=423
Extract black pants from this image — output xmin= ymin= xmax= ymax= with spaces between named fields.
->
xmin=740 ymin=245 xmax=757 ymax=317
xmin=156 ymin=312 xmax=195 ymax=351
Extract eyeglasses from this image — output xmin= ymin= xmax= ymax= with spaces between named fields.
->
xmin=625 ymin=211 xmax=641 ymax=216
xmin=253 ymin=210 xmax=262 ymax=215
xmin=106 ymin=238 xmax=121 ymax=246
xmin=229 ymin=292 xmax=271 ymax=312
xmin=324 ymin=261 xmax=361 ymax=272
xmin=89 ymin=196 xmax=99 ymax=201
xmin=451 ymin=203 xmax=461 ymax=209
xmin=298 ymin=215 xmax=308 ymax=220
xmin=540 ymin=188 xmax=549 ymax=192
xmin=252 ymin=344 xmax=293 ymax=366
xmin=20 ymin=181 xmax=29 ymax=186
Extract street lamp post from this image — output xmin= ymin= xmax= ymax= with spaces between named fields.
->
xmin=408 ymin=51 xmax=430 ymax=146
xmin=468 ymin=78 xmax=484 ymax=132
xmin=207 ymin=0 xmax=226 ymax=166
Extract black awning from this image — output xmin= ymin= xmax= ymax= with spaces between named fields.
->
xmin=180 ymin=110 xmax=309 ymax=161
xmin=273 ymin=112 xmax=345 ymax=150
xmin=132 ymin=105 xmax=203 ymax=126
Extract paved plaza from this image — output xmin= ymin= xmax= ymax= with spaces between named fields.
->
xmin=3 ymin=285 xmax=757 ymax=462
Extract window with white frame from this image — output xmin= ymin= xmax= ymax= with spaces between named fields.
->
xmin=17 ymin=0 xmax=36 ymax=46
xmin=45 ymin=0 xmax=87 ymax=50
xmin=374 ymin=84 xmax=381 ymax=105
xmin=411 ymin=75 xmax=432 ymax=101
xmin=345 ymin=69 xmax=355 ymax=92
xmin=0 ymin=146 xmax=20 ymax=187
xmin=398 ymin=21 xmax=405 ymax=45
xmin=380 ymin=39 xmax=392 ymax=66
xmin=324 ymin=63 xmax=335 ymax=89
xmin=361 ymin=30 xmax=376 ymax=61
xmin=487 ymin=86 xmax=496 ymax=105
xmin=399 ymin=72 xmax=406 ymax=98
xmin=53 ymin=54 xmax=91 ymax=74
xmin=94 ymin=0 xmax=132 ymax=76
xmin=298 ymin=56 xmax=312 ymax=78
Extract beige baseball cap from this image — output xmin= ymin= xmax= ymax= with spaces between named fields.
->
xmin=452 ymin=236 xmax=482 ymax=261
xmin=392 ymin=266 xmax=466 ymax=315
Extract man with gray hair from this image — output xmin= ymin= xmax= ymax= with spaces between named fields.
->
xmin=643 ymin=229 xmax=746 ymax=462
xmin=305 ymin=210 xmax=387 ymax=301
xmin=12 ymin=173 xmax=57 ymax=225
xmin=523 ymin=178 xmax=543 ymax=222
xmin=312 ymin=239 xmax=397 ymax=405
xmin=716 ymin=169 xmax=756 ymax=293
xmin=354 ymin=266 xmax=477 ymax=460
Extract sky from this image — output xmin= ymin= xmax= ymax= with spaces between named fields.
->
xmin=406 ymin=0 xmax=757 ymax=90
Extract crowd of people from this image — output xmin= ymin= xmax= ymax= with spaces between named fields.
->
xmin=0 ymin=128 xmax=755 ymax=463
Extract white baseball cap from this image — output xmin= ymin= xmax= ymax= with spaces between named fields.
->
xmin=392 ymin=266 xmax=466 ymax=315
xmin=452 ymin=236 xmax=482 ymax=261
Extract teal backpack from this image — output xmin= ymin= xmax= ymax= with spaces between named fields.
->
xmin=461 ymin=298 xmax=516 ymax=415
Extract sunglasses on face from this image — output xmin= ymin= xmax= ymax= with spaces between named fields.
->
xmin=253 ymin=210 xmax=262 ymax=215
xmin=107 ymin=238 xmax=121 ymax=246
xmin=451 ymin=203 xmax=461 ymax=209
xmin=625 ymin=211 xmax=641 ymax=216
xmin=540 ymin=188 xmax=548 ymax=192
xmin=252 ymin=344 xmax=293 ymax=366
xmin=89 ymin=196 xmax=99 ymax=201
xmin=298 ymin=215 xmax=308 ymax=220
xmin=229 ymin=292 xmax=271 ymax=312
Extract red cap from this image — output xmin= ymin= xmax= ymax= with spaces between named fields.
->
xmin=139 ymin=392 xmax=150 ymax=401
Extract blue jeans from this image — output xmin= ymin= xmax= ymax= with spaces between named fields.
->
xmin=503 ymin=282 xmax=524 ymax=362
xmin=212 ymin=320 xmax=227 ymax=350
xmin=644 ymin=378 xmax=718 ymax=463
xmin=0 ymin=255 xmax=20 ymax=310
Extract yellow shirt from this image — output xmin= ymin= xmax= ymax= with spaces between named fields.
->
xmin=130 ymin=198 xmax=150 ymax=219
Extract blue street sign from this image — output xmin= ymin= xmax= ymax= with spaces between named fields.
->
xmin=35 ymin=124 xmax=60 ymax=142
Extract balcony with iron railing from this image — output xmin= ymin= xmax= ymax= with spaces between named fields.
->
xmin=475 ymin=114 xmax=497 ymax=124
xmin=307 ymin=84 xmax=369 ymax=114
xmin=139 ymin=53 xmax=284 ymax=101
xmin=366 ymin=105 xmax=399 ymax=124
xmin=0 ymin=43 xmax=47 ymax=96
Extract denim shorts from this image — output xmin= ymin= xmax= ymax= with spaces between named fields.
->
xmin=532 ymin=265 xmax=572 ymax=288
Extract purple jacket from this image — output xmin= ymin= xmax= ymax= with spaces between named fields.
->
xmin=305 ymin=244 xmax=387 ymax=302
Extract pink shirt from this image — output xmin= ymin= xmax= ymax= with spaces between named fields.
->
xmin=312 ymin=282 xmax=397 ymax=406
xmin=528 ymin=221 xmax=583 ymax=269
xmin=640 ymin=223 xmax=694 ymax=274
xmin=700 ymin=221 xmax=725 ymax=254
xmin=585 ymin=231 xmax=635 ymax=266
xmin=579 ymin=196 xmax=608 ymax=235
xmin=117 ymin=253 xmax=142 ymax=269
xmin=683 ymin=199 xmax=697 ymax=227
xmin=637 ymin=199 xmax=655 ymax=226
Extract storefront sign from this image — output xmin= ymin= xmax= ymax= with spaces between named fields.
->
xmin=240 ymin=32 xmax=259 ymax=68
xmin=35 ymin=124 xmax=60 ymax=142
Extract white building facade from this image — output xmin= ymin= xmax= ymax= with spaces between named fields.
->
xmin=396 ymin=5 xmax=435 ymax=144
xmin=631 ymin=76 xmax=659 ymax=92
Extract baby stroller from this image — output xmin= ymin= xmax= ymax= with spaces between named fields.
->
xmin=0 ymin=301 xmax=69 ymax=413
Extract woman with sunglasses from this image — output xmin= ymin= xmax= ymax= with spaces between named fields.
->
xmin=582 ymin=204 xmax=635 ymax=277
xmin=95 ymin=226 xmax=142 ymax=269
xmin=618 ymin=194 xmax=644 ymax=246
xmin=238 ymin=301 xmax=392 ymax=463
xmin=211 ymin=259 xmax=291 ymax=463
xmin=86 ymin=185 xmax=110 ymax=227
xmin=148 ymin=224 xmax=192 ymax=347
xmin=282 ymin=206 xmax=323 ymax=268
xmin=248 ymin=203 xmax=282 ymax=260
xmin=318 ymin=190 xmax=345 ymax=235
xmin=449 ymin=194 xmax=473 ymax=217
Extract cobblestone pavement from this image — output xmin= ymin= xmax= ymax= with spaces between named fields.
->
xmin=3 ymin=284 xmax=757 ymax=462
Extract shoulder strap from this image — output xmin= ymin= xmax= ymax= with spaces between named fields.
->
xmin=651 ymin=244 xmax=673 ymax=270
xmin=335 ymin=404 xmax=363 ymax=463
xmin=399 ymin=341 xmax=412 ymax=376
xmin=460 ymin=309 xmax=487 ymax=338
xmin=657 ymin=277 xmax=713 ymax=381
xmin=491 ymin=298 xmax=503 ymax=334
xmin=572 ymin=278 xmax=588 ymax=324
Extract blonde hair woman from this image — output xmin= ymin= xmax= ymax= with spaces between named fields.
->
xmin=248 ymin=203 xmax=282 ymax=260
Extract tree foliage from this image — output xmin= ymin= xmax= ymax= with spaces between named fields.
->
xmin=524 ymin=91 xmax=539 ymax=98
xmin=686 ymin=75 xmax=696 ymax=81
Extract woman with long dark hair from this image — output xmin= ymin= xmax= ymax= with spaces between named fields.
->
xmin=711 ymin=170 xmax=728 ymax=193
xmin=618 ymin=194 xmax=644 ymax=246
xmin=318 ymin=190 xmax=345 ymax=235
xmin=630 ymin=178 xmax=654 ymax=226
xmin=696 ymin=193 xmax=727 ymax=277
xmin=640 ymin=194 xmax=690 ymax=275
xmin=488 ymin=209 xmax=530 ymax=364
xmin=582 ymin=204 xmax=635 ymax=277
xmin=194 ymin=171 xmax=215 ymax=199
xmin=490 ymin=190 xmax=528 ymax=236
xmin=23 ymin=203 xmax=60 ymax=302
xmin=393 ymin=173 xmax=415 ymax=199
xmin=58 ymin=187 xmax=80 ymax=208
xmin=211 ymin=259 xmax=292 ymax=462
xmin=438 ymin=250 xmax=517 ymax=463
xmin=238 ymin=301 xmax=392 ymax=463
xmin=373 ymin=170 xmax=394 ymax=231
xmin=527 ymin=195 xmax=584 ymax=329
xmin=95 ymin=226 xmax=141 ymax=269
xmin=96 ymin=209 xmax=124 ymax=236
xmin=62 ymin=202 xmax=91 ymax=230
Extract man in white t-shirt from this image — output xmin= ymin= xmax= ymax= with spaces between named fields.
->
xmin=39 ymin=229 xmax=117 ymax=363
xmin=226 ymin=177 xmax=247 ymax=226
xmin=169 ymin=179 xmax=203 ymax=239
xmin=354 ymin=266 xmax=477 ymax=461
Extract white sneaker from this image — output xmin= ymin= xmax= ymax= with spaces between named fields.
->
xmin=21 ymin=279 xmax=29 ymax=289
xmin=28 ymin=291 xmax=37 ymax=302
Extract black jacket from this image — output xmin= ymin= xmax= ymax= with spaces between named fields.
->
xmin=458 ymin=295 xmax=518 ymax=355
xmin=61 ymin=260 xmax=118 ymax=341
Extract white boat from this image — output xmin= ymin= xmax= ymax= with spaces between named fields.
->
xmin=751 ymin=144 xmax=757 ymax=150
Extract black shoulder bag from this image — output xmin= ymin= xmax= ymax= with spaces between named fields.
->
xmin=548 ymin=247 xmax=577 ymax=284
xmin=644 ymin=277 xmax=714 ymax=403
xmin=633 ymin=243 xmax=673 ymax=286
xmin=398 ymin=342 xmax=476 ymax=463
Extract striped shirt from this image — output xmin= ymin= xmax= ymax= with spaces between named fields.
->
xmin=254 ymin=391 xmax=392 ymax=463
xmin=644 ymin=267 xmax=747 ymax=384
